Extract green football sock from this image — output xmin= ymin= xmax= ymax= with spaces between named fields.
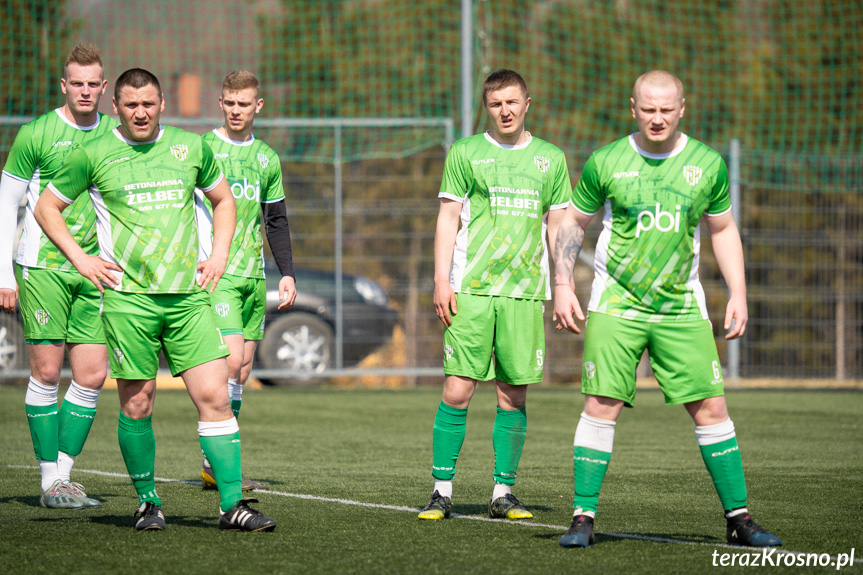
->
xmin=231 ymin=399 xmax=242 ymax=419
xmin=58 ymin=401 xmax=97 ymax=457
xmin=118 ymin=412 xmax=160 ymax=505
xmin=699 ymin=437 xmax=748 ymax=512
xmin=26 ymin=403 xmax=59 ymax=462
xmin=492 ymin=406 xmax=527 ymax=486
xmin=572 ymin=445 xmax=611 ymax=513
xmin=431 ymin=402 xmax=468 ymax=481
xmin=200 ymin=431 xmax=243 ymax=511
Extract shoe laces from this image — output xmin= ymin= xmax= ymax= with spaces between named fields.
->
xmin=54 ymin=482 xmax=79 ymax=497
xmin=135 ymin=501 xmax=157 ymax=518
xmin=223 ymin=497 xmax=261 ymax=515
xmin=44 ymin=480 xmax=64 ymax=497
xmin=501 ymin=493 xmax=523 ymax=506
xmin=65 ymin=481 xmax=87 ymax=495
xmin=430 ymin=490 xmax=449 ymax=505
xmin=742 ymin=516 xmax=767 ymax=534
xmin=730 ymin=514 xmax=766 ymax=534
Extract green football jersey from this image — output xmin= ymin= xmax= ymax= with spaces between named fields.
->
xmin=439 ymin=132 xmax=571 ymax=300
xmin=47 ymin=126 xmax=224 ymax=294
xmin=572 ymin=134 xmax=731 ymax=322
xmin=2 ymin=109 xmax=118 ymax=270
xmin=198 ymin=130 xmax=284 ymax=279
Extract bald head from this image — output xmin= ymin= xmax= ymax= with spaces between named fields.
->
xmin=630 ymin=70 xmax=686 ymax=154
xmin=632 ymin=70 xmax=684 ymax=103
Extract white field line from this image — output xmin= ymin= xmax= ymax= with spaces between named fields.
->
xmin=8 ymin=464 xmax=861 ymax=564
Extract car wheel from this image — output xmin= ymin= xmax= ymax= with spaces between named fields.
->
xmin=0 ymin=315 xmax=27 ymax=373
xmin=258 ymin=313 xmax=334 ymax=385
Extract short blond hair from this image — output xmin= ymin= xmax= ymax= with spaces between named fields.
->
xmin=64 ymin=43 xmax=104 ymax=75
xmin=222 ymin=70 xmax=260 ymax=96
xmin=632 ymin=70 xmax=684 ymax=102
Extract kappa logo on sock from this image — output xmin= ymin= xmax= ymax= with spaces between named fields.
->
xmin=574 ymin=455 xmax=608 ymax=465
xmin=711 ymin=445 xmax=739 ymax=457
xmin=26 ymin=410 xmax=58 ymax=418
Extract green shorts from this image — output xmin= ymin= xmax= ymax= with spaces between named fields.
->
xmin=443 ymin=292 xmax=545 ymax=385
xmin=209 ymin=273 xmax=266 ymax=340
xmin=16 ymin=264 xmax=105 ymax=344
xmin=581 ymin=312 xmax=724 ymax=406
xmin=101 ymin=290 xmax=228 ymax=379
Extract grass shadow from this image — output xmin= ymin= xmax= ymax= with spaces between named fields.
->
xmin=453 ymin=503 xmax=555 ymax=516
xmin=87 ymin=513 xmax=215 ymax=529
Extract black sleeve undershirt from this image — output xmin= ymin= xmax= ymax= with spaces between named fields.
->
xmin=262 ymin=199 xmax=295 ymax=279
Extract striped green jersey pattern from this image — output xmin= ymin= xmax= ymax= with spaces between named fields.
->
xmin=2 ymin=110 xmax=118 ymax=270
xmin=439 ymin=133 xmax=571 ymax=301
xmin=199 ymin=130 xmax=284 ymax=279
xmin=572 ymin=134 xmax=731 ymax=322
xmin=47 ymin=126 xmax=223 ymax=294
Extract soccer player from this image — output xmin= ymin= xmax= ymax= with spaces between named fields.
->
xmin=196 ymin=70 xmax=296 ymax=492
xmin=418 ymin=69 xmax=571 ymax=521
xmin=0 ymin=43 xmax=117 ymax=509
xmin=552 ymin=70 xmax=781 ymax=548
xmin=33 ymin=68 xmax=276 ymax=532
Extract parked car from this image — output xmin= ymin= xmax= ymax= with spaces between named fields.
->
xmin=256 ymin=265 xmax=399 ymax=384
xmin=0 ymin=265 xmax=399 ymax=384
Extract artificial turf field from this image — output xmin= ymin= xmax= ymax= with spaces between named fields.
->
xmin=0 ymin=384 xmax=861 ymax=575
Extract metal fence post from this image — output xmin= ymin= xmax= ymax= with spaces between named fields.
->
xmin=461 ymin=0 xmax=473 ymax=139
xmin=334 ymin=124 xmax=344 ymax=369
xmin=728 ymin=138 xmax=741 ymax=380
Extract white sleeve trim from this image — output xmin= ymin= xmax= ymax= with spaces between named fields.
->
xmin=705 ymin=205 xmax=732 ymax=217
xmin=438 ymin=191 xmax=465 ymax=203
xmin=549 ymin=201 xmax=570 ymax=211
xmin=45 ymin=182 xmax=74 ymax=205
xmin=571 ymin=200 xmax=599 ymax=216
xmin=199 ymin=173 xmax=224 ymax=193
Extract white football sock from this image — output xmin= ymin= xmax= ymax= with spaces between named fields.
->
xmin=492 ymin=482 xmax=512 ymax=501
xmin=433 ymin=480 xmax=452 ymax=498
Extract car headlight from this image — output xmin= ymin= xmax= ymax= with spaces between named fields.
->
xmin=354 ymin=277 xmax=388 ymax=306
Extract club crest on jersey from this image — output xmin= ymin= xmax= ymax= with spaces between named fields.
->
xmin=215 ymin=302 xmax=230 ymax=317
xmin=257 ymin=153 xmax=269 ymax=169
xmin=683 ymin=165 xmax=703 ymax=186
xmin=534 ymin=155 xmax=550 ymax=173
xmin=34 ymin=309 xmax=50 ymax=326
xmin=170 ymin=144 xmax=189 ymax=162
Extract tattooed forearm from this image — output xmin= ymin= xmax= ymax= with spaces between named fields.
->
xmin=554 ymin=221 xmax=584 ymax=285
